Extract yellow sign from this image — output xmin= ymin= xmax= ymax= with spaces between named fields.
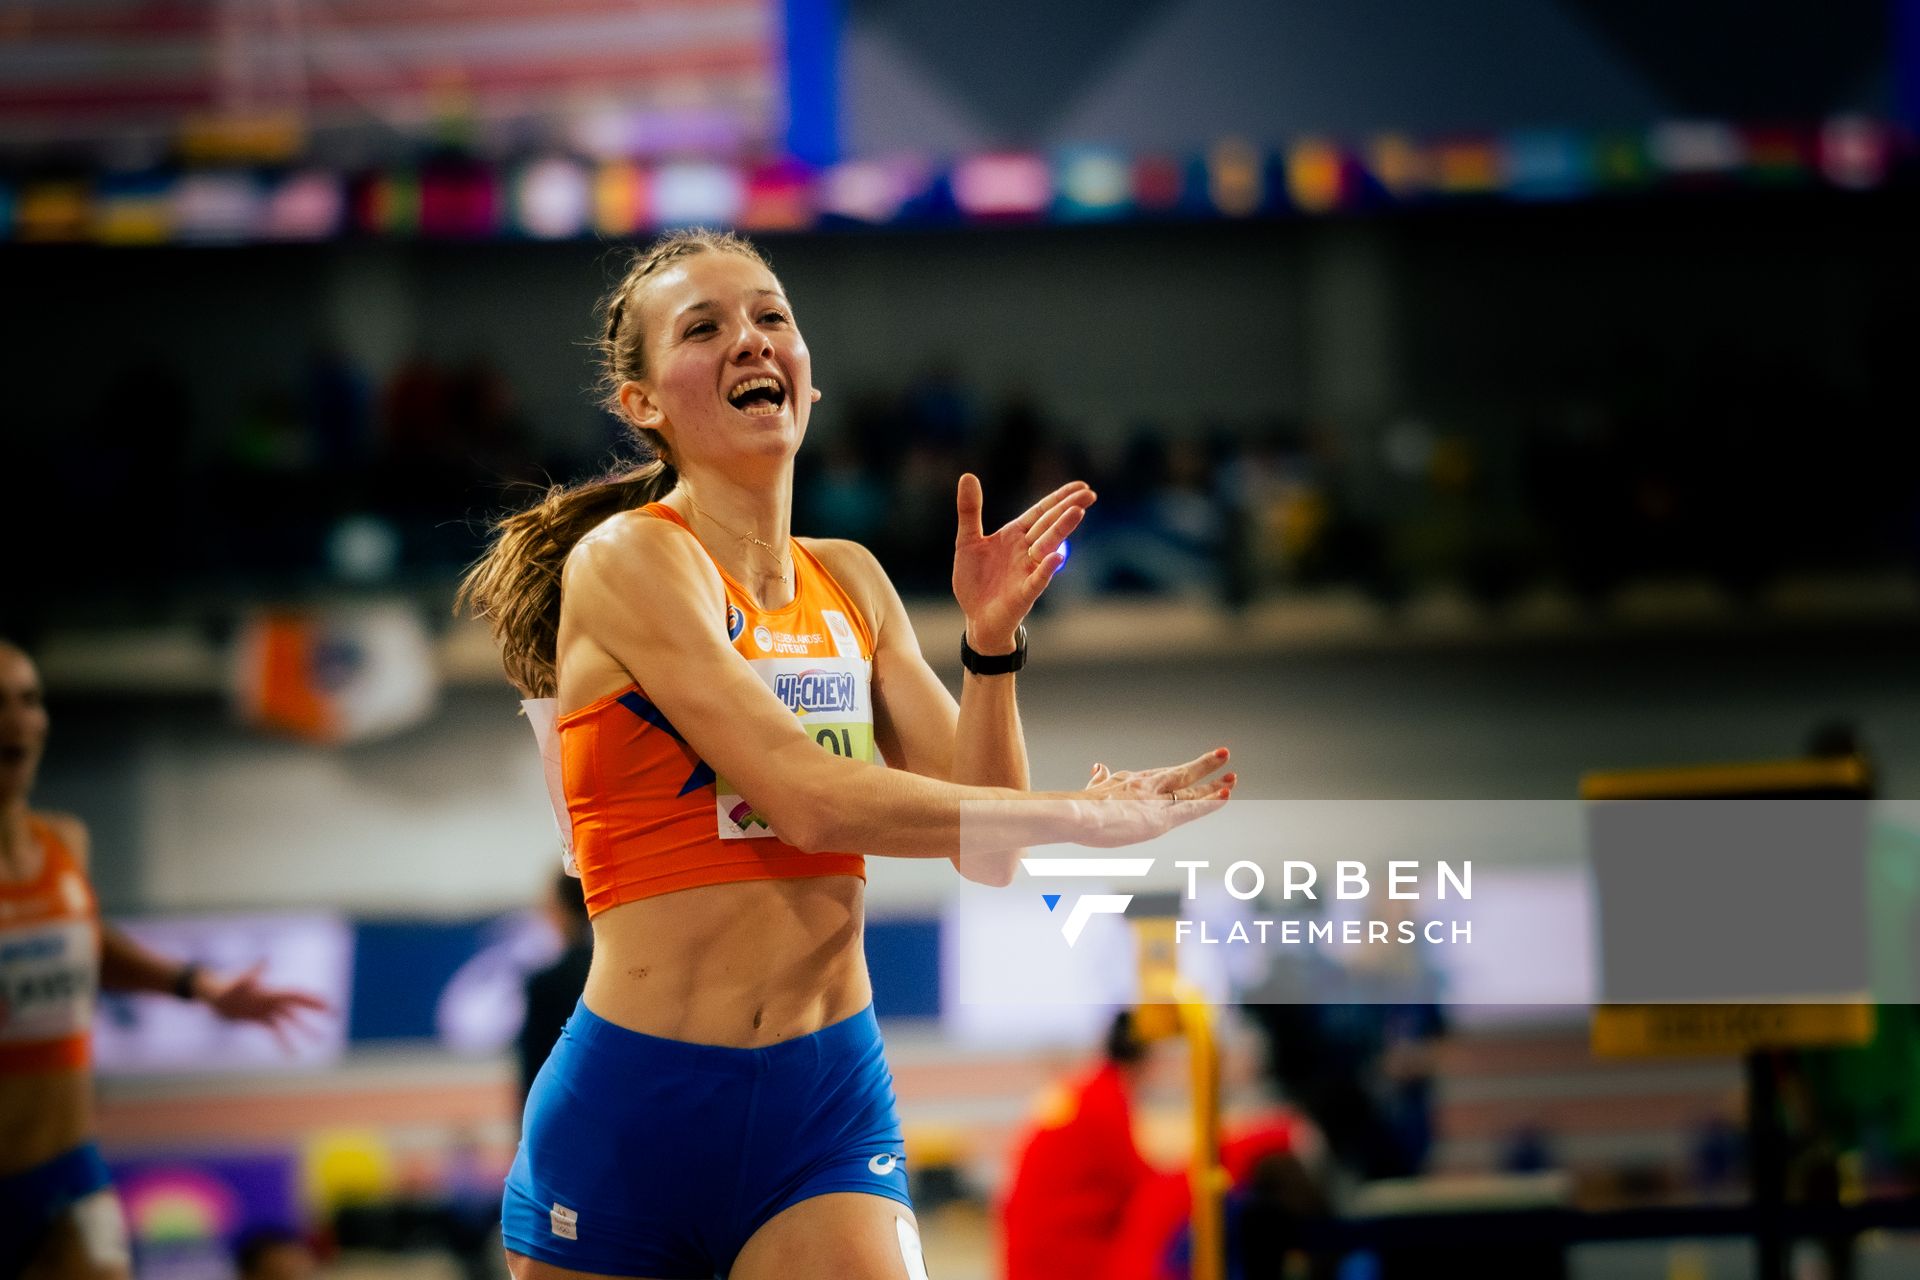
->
xmin=1592 ymin=1003 xmax=1875 ymax=1057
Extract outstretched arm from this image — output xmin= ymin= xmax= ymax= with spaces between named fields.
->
xmin=54 ymin=817 xmax=334 ymax=1043
xmin=100 ymin=926 xmax=331 ymax=1050
xmin=48 ymin=816 xmax=332 ymax=1051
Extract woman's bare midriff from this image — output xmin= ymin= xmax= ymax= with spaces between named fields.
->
xmin=581 ymin=873 xmax=873 ymax=1048
xmin=0 ymin=1068 xmax=92 ymax=1176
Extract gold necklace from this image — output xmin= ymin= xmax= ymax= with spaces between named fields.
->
xmin=685 ymin=494 xmax=791 ymax=584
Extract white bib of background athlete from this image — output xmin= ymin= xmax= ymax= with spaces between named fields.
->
xmin=0 ymin=918 xmax=98 ymax=1044
xmin=716 ymin=654 xmax=874 ymax=839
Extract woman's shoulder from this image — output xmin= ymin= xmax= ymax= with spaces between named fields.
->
xmin=568 ymin=505 xmax=706 ymax=578
xmin=796 ymin=536 xmax=882 ymax=584
xmin=796 ymin=537 xmax=889 ymax=620
xmin=562 ymin=505 xmax=726 ymax=629
xmin=29 ymin=810 xmax=91 ymax=874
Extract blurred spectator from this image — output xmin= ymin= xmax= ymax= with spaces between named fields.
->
xmin=1000 ymin=1012 xmax=1158 ymax=1280
xmin=1108 ymin=1113 xmax=1326 ymax=1280
xmin=1057 ymin=426 xmax=1222 ymax=601
xmin=304 ymin=344 xmax=374 ymax=477
xmin=1248 ymin=906 xmax=1447 ymax=1183
xmin=801 ymin=441 xmax=889 ymax=544
xmin=1002 ymin=1011 xmax=1327 ymax=1280
xmin=899 ymin=363 xmax=974 ymax=454
xmin=20 ymin=288 xmax=1920 ymax=617
xmin=516 ymin=869 xmax=591 ymax=1110
xmin=233 ymin=1227 xmax=318 ymax=1280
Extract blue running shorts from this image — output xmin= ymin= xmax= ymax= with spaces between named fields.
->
xmin=502 ymin=999 xmax=911 ymax=1278
xmin=0 ymin=1143 xmax=114 ymax=1279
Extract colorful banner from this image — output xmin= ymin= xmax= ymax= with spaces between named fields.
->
xmin=3 ymin=117 xmax=1912 ymax=247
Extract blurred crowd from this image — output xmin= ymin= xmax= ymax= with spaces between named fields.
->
xmin=12 ymin=332 xmax=1920 ymax=639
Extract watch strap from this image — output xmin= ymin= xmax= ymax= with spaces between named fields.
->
xmin=961 ymin=625 xmax=1027 ymax=675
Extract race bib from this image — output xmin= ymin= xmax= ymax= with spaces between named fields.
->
xmin=716 ymin=655 xmax=874 ymax=840
xmin=0 ymin=918 xmax=98 ymax=1043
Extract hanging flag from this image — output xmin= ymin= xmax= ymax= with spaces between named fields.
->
xmin=261 ymin=171 xmax=345 ymax=242
xmin=1367 ymin=135 xmax=1429 ymax=200
xmin=231 ymin=605 xmax=440 ymax=746
xmin=17 ymin=181 xmax=91 ymax=242
xmin=1500 ymin=130 xmax=1594 ymax=201
xmin=951 ymin=154 xmax=1052 ymax=219
xmin=654 ymin=162 xmax=745 ymax=227
xmin=1285 ymin=140 xmax=1348 ymax=214
xmin=1819 ymin=116 xmax=1891 ymax=189
xmin=419 ymin=161 xmax=499 ymax=240
xmin=513 ymin=158 xmax=592 ymax=240
xmin=1055 ymin=148 xmax=1133 ymax=221
xmin=593 ymin=162 xmax=651 ymax=236
xmin=742 ymin=161 xmax=815 ymax=231
xmin=1206 ymin=138 xmax=1266 ymax=216
xmin=94 ymin=174 xmax=173 ymax=245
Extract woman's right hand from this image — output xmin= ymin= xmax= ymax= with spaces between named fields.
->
xmin=1076 ymin=749 xmax=1236 ymax=847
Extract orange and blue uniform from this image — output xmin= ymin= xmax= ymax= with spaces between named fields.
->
xmin=0 ymin=817 xmax=99 ymax=1076
xmin=0 ymin=817 xmax=116 ymax=1277
xmin=503 ymin=505 xmax=912 ymax=1278
xmin=557 ymin=502 xmax=872 ymax=914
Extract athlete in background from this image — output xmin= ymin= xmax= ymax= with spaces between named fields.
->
xmin=0 ymin=639 xmax=331 ymax=1280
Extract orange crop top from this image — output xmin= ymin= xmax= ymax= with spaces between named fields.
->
xmin=0 ymin=817 xmax=101 ymax=1074
xmin=559 ymin=504 xmax=875 ymax=915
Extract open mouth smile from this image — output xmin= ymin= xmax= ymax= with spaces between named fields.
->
xmin=726 ymin=376 xmax=788 ymax=417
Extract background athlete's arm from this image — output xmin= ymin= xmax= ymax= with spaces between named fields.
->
xmin=562 ymin=512 xmax=1231 ymax=869
xmin=45 ymin=814 xmax=331 ymax=1041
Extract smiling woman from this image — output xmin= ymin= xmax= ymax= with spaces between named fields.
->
xmin=457 ymin=228 xmax=1236 ymax=1280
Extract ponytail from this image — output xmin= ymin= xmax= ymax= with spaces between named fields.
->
xmin=462 ymin=227 xmax=768 ymax=697
xmin=457 ymin=459 xmax=676 ymax=698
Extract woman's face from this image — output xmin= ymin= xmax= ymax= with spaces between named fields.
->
xmin=0 ymin=647 xmax=48 ymax=804
xmin=624 ymin=251 xmax=815 ymax=470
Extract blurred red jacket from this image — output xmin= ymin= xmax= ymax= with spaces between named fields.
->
xmin=1000 ymin=1062 xmax=1155 ymax=1280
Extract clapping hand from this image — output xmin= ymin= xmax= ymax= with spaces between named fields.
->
xmin=951 ymin=475 xmax=1094 ymax=650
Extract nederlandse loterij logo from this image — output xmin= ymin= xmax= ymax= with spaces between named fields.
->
xmin=1019 ymin=857 xmax=1154 ymax=946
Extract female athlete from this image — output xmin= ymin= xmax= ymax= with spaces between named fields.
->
xmin=460 ymin=228 xmax=1235 ymax=1280
xmin=0 ymin=639 xmax=330 ymax=1280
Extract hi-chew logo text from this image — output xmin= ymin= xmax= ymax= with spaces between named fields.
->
xmin=774 ymin=669 xmax=858 ymax=714
xmin=1019 ymin=857 xmax=1155 ymax=946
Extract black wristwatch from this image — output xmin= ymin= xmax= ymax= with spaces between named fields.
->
xmin=961 ymin=625 xmax=1027 ymax=675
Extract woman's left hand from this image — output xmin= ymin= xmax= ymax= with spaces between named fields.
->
xmin=951 ymin=474 xmax=1095 ymax=650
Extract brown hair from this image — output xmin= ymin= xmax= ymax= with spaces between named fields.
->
xmin=457 ymin=228 xmax=771 ymax=697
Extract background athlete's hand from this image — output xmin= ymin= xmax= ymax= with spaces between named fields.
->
xmin=1078 ymin=749 xmax=1237 ymax=847
xmin=199 ymin=961 xmax=333 ymax=1052
xmin=951 ymin=474 xmax=1094 ymax=652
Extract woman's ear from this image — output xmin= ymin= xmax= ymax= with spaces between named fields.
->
xmin=618 ymin=381 xmax=664 ymax=433
xmin=810 ymin=387 xmax=823 ymax=404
